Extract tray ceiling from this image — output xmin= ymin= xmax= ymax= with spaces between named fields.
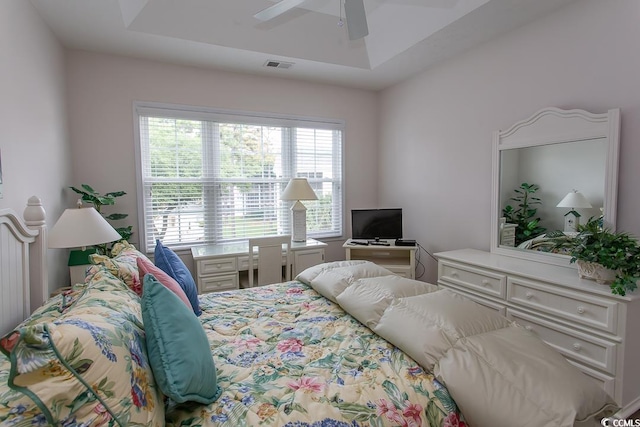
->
xmin=29 ymin=0 xmax=576 ymax=90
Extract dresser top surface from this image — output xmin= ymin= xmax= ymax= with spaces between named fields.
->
xmin=435 ymin=249 xmax=639 ymax=301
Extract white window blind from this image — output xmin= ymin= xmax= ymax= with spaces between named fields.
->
xmin=135 ymin=103 xmax=343 ymax=251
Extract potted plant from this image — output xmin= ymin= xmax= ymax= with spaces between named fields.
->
xmin=502 ymin=182 xmax=547 ymax=246
xmin=561 ymin=218 xmax=640 ymax=296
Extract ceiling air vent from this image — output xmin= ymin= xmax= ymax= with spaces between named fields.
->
xmin=264 ymin=60 xmax=294 ymax=69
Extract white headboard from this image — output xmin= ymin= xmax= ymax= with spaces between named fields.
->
xmin=0 ymin=196 xmax=48 ymax=335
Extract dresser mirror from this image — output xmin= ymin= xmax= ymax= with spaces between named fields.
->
xmin=490 ymin=107 xmax=620 ymax=266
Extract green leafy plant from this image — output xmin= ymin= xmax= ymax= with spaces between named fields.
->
xmin=70 ymin=184 xmax=133 ymax=254
xmin=502 ymin=182 xmax=546 ymax=246
xmin=561 ymin=218 xmax=640 ymax=296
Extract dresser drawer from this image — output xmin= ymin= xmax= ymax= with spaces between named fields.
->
xmin=439 ymin=261 xmax=506 ymax=298
xmin=199 ymin=273 xmax=239 ymax=294
xmin=198 ymin=257 xmax=237 ymax=276
xmin=567 ymin=359 xmax=616 ymax=399
xmin=507 ymin=277 xmax=618 ymax=334
xmin=508 ymin=309 xmax=617 ymax=375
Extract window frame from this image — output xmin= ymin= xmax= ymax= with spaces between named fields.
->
xmin=133 ymin=101 xmax=345 ymax=252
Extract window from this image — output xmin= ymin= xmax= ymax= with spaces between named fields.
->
xmin=134 ymin=103 xmax=343 ymax=252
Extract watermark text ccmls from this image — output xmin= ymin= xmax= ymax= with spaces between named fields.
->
xmin=601 ymin=418 xmax=640 ymax=427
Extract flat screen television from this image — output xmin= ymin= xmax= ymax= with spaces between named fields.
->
xmin=351 ymin=208 xmax=403 ymax=240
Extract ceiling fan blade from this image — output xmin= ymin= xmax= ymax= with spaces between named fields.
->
xmin=254 ymin=0 xmax=307 ymax=21
xmin=344 ymin=0 xmax=368 ymax=40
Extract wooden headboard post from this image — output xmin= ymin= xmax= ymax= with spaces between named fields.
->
xmin=23 ymin=196 xmax=48 ymax=312
xmin=0 ymin=196 xmax=48 ymax=335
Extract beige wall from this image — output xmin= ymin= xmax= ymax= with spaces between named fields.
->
xmin=378 ymin=0 xmax=640 ymax=283
xmin=65 ymin=52 xmax=379 ymax=267
xmin=0 ymin=0 xmax=71 ymax=293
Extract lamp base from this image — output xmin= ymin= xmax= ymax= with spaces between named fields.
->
xmin=291 ymin=202 xmax=307 ymax=242
xmin=68 ymin=248 xmax=96 ymax=286
xmin=563 ymin=211 xmax=580 ymax=232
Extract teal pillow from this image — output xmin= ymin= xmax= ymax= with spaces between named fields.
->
xmin=141 ymin=274 xmax=221 ymax=404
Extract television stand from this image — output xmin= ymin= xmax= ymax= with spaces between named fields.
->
xmin=343 ymin=239 xmax=416 ymax=279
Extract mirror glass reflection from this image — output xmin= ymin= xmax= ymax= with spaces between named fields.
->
xmin=499 ymin=138 xmax=607 ymax=251
xmin=491 ymin=107 xmax=619 ymax=266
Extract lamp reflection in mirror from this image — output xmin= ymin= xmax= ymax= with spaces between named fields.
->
xmin=281 ymin=178 xmax=318 ymax=242
xmin=49 ymin=199 xmax=122 ymax=284
xmin=556 ymin=190 xmax=592 ymax=232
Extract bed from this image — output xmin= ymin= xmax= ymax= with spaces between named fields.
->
xmin=0 ymin=198 xmax=619 ymax=427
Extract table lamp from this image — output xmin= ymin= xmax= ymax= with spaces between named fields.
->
xmin=49 ymin=199 xmax=122 ymax=284
xmin=556 ymin=190 xmax=592 ymax=232
xmin=281 ymin=178 xmax=318 ymax=242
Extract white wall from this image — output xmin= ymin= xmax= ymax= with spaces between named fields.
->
xmin=379 ymin=0 xmax=640 ymax=283
xmin=65 ymin=52 xmax=379 ymax=268
xmin=0 ymin=0 xmax=71 ymax=293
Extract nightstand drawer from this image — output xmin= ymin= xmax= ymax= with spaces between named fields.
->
xmin=507 ymin=277 xmax=618 ymax=334
xmin=439 ymin=261 xmax=506 ymax=298
xmin=199 ymin=273 xmax=239 ymax=294
xmin=198 ymin=257 xmax=237 ymax=276
xmin=508 ymin=309 xmax=616 ymax=375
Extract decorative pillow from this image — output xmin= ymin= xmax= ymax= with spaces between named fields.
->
xmin=0 ymin=354 xmax=46 ymax=425
xmin=435 ymin=324 xmax=619 ymax=427
xmin=89 ymin=244 xmax=150 ymax=296
xmin=141 ymin=274 xmax=221 ymax=404
xmin=153 ymin=240 xmax=201 ymax=316
xmin=0 ymin=269 xmax=165 ymax=426
xmin=109 ymin=241 xmax=140 ymax=258
xmin=10 ymin=286 xmax=85 ymax=329
xmin=137 ymin=256 xmax=192 ymax=310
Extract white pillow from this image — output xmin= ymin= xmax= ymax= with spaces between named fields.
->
xmin=435 ymin=324 xmax=618 ymax=427
xmin=373 ymin=289 xmax=511 ymax=370
xmin=337 ymin=275 xmax=438 ymax=329
xmin=396 ymin=289 xmax=512 ymax=342
xmin=296 ymin=260 xmax=393 ymax=302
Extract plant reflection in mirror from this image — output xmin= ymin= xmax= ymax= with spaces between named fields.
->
xmin=502 ymin=182 xmax=546 ymax=246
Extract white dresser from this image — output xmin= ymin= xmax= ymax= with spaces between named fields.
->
xmin=192 ymin=239 xmax=326 ymax=294
xmin=435 ymin=249 xmax=640 ymax=417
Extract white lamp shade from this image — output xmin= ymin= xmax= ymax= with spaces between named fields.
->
xmin=281 ymin=178 xmax=318 ymax=201
xmin=556 ymin=190 xmax=592 ymax=209
xmin=49 ymin=207 xmax=122 ymax=249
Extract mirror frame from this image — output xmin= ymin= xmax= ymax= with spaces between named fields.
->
xmin=490 ymin=107 xmax=620 ymax=267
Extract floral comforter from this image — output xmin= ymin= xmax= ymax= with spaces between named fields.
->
xmin=165 ymin=282 xmax=464 ymax=427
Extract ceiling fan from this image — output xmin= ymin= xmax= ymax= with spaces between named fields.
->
xmin=254 ymin=0 xmax=369 ymax=41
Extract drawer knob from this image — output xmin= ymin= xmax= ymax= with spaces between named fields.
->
xmin=481 ymin=279 xmax=490 ymax=286
xmin=524 ymin=325 xmax=533 ymax=331
xmin=451 ymin=270 xmax=458 ymax=277
xmin=525 ymin=292 xmax=534 ymax=300
xmin=573 ymin=343 xmax=582 ymax=352
xmin=577 ymin=306 xmax=585 ymax=314
xmin=216 ymin=264 xmax=222 ymax=269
